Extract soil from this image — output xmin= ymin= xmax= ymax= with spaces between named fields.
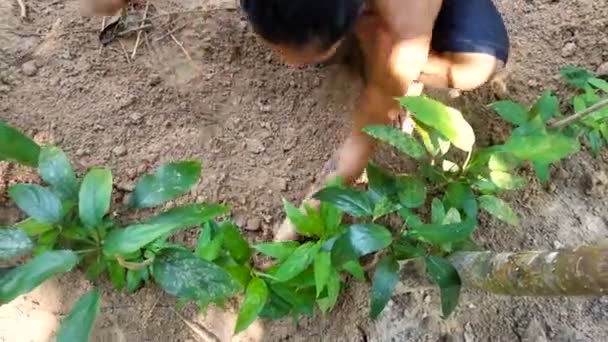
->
xmin=1 ymin=0 xmax=608 ymax=341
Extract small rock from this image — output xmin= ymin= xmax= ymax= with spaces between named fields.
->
xmin=112 ymin=145 xmax=128 ymax=157
xmin=0 ymin=85 xmax=10 ymax=93
xmin=597 ymin=62 xmax=608 ymax=76
xmin=521 ymin=319 xmax=548 ymax=342
xmin=552 ymin=240 xmax=565 ymax=249
xmin=561 ymin=42 xmax=577 ymax=58
xmin=246 ymin=138 xmax=265 ymax=154
xmin=129 ymin=112 xmax=144 ymax=124
xmin=245 ymin=217 xmax=262 ymax=231
xmin=276 ymin=178 xmax=288 ymax=191
xmin=115 ymin=181 xmax=134 ymax=192
xmin=126 ymin=168 xmax=138 ymax=180
xmin=148 ymin=74 xmax=162 ymax=87
xmin=234 ymin=213 xmax=247 ymax=228
xmin=75 ymin=148 xmax=90 ymax=157
xmin=283 ymin=135 xmax=298 ymax=152
xmin=22 ymin=61 xmax=38 ymax=77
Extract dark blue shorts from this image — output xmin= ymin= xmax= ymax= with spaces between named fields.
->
xmin=431 ymin=0 xmax=510 ymax=63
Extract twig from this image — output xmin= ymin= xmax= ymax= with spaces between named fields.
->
xmin=154 ymin=23 xmax=187 ymax=42
xmin=117 ymin=39 xmax=131 ymax=64
xmin=549 ymin=97 xmax=608 ymax=129
xmin=116 ymin=24 xmax=153 ymax=37
xmin=133 ymin=8 xmax=204 ymax=24
xmin=131 ymin=0 xmax=150 ymax=60
xmin=170 ymin=33 xmax=192 ymax=60
xmin=99 ymin=17 xmax=107 ymax=55
xmin=170 ymin=308 xmax=221 ymax=342
xmin=16 ymin=0 xmax=27 ymax=18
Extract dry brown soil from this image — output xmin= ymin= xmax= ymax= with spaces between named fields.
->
xmin=1 ymin=0 xmax=608 ymax=341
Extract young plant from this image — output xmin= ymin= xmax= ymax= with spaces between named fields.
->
xmin=0 ymin=122 xmax=235 ymax=340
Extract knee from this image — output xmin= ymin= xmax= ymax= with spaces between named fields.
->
xmin=449 ymin=53 xmax=501 ymax=91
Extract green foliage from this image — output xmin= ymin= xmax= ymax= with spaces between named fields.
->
xmin=130 ymin=161 xmax=201 ymax=209
xmin=1 ymin=65 xmax=606 ymax=337
xmin=370 ymin=256 xmax=399 ymax=319
xmin=56 ymin=289 xmax=101 ymax=342
xmin=0 ymin=121 xmax=40 ymax=167
xmin=0 ymin=250 xmax=78 ymax=303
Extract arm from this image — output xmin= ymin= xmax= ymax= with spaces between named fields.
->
xmin=371 ymin=0 xmax=443 ymax=92
xmin=80 ymin=0 xmax=128 ymax=16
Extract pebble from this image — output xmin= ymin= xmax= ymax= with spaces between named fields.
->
xmin=245 ymin=217 xmax=262 ymax=231
xmin=561 ymin=42 xmax=577 ymax=58
xmin=276 ymin=178 xmax=288 ymax=191
xmin=112 ymin=145 xmax=128 ymax=157
xmin=0 ymin=85 xmax=10 ymax=93
xmin=129 ymin=112 xmax=144 ymax=124
xmin=597 ymin=62 xmax=608 ymax=76
xmin=233 ymin=213 xmax=247 ymax=228
xmin=246 ymin=138 xmax=265 ymax=154
xmin=75 ymin=148 xmax=90 ymax=157
xmin=463 ymin=322 xmax=475 ymax=342
xmin=521 ymin=319 xmax=548 ymax=342
xmin=22 ymin=61 xmax=38 ymax=77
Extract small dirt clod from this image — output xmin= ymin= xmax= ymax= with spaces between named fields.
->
xmin=22 ymin=61 xmax=38 ymax=77
xmin=112 ymin=145 xmax=128 ymax=157
xmin=245 ymin=217 xmax=262 ymax=231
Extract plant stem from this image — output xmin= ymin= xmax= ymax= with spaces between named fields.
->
xmin=447 ymin=243 xmax=608 ymax=296
xmin=549 ymin=97 xmax=608 ymax=130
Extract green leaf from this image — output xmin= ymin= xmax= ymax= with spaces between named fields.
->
xmin=489 ymin=101 xmax=528 ymax=126
xmin=401 ymin=96 xmax=475 ymax=151
xmin=415 ymin=123 xmax=451 ymax=157
xmin=152 ymin=249 xmax=240 ymax=303
xmin=370 ymin=256 xmax=399 ymax=319
xmin=425 ymin=256 xmax=461 ymax=318
xmin=33 ymin=229 xmax=59 ymax=256
xmin=490 ymin=171 xmax=526 ymax=190
xmin=0 ymin=250 xmax=78 ymax=303
xmin=269 ymin=283 xmax=316 ymax=317
xmin=533 ymin=162 xmax=551 ymax=185
xmin=0 ymin=229 xmax=33 ymax=261
xmin=221 ymin=221 xmax=251 ymax=264
xmin=254 ymin=241 xmax=299 ymax=261
xmin=399 ymin=208 xmax=423 ymax=229
xmin=148 ymin=204 xmax=230 ymax=227
xmin=393 ymin=237 xmax=425 ymax=260
xmin=503 ymin=133 xmax=579 ymax=163
xmin=0 ymin=121 xmax=40 ymax=167
xmin=573 ymin=95 xmax=587 ymax=113
xmin=410 ymin=218 xmax=476 ymax=245
xmin=78 ymin=168 xmax=112 ymax=228
xmin=85 ymin=256 xmax=107 ymax=281
xmin=259 ymin=288 xmax=292 ymax=319
xmin=588 ymin=130 xmax=603 ymax=157
xmin=235 ymin=278 xmax=268 ymax=334
xmin=105 ymin=204 xmax=226 ymax=256
xmin=479 ymin=195 xmax=519 ymax=225
xmin=589 ymin=77 xmax=608 ymax=93
xmin=316 ymin=268 xmax=341 ymax=313
xmin=344 ymin=224 xmax=393 ymax=256
xmin=130 ymin=161 xmax=201 ymax=209
xmin=8 ymin=184 xmax=63 ymax=224
xmin=314 ymin=251 xmax=332 ymax=297
xmin=366 ymin=163 xmax=397 ymax=201
xmin=444 ymin=182 xmax=466 ymax=209
xmin=373 ymin=196 xmax=399 ymax=220
xmin=14 ymin=219 xmax=53 ymax=236
xmin=396 ymin=176 xmax=426 ymax=209
xmin=320 ymin=202 xmax=343 ymax=237
xmin=56 ymin=289 xmax=101 ymax=342
xmin=530 ymin=91 xmax=559 ymax=122
xmin=107 ymin=261 xmax=126 ymax=290
xmin=283 ymin=199 xmax=318 ymax=237
xmin=443 ymin=208 xmax=462 ymax=224
xmin=342 ymin=260 xmax=365 ymax=280
xmin=313 ymin=186 xmax=374 ymax=217
xmin=362 ymin=125 xmax=426 ymax=160
xmin=38 ymin=147 xmax=78 ymax=201
xmin=273 ymin=242 xmax=320 ymax=282
xmin=225 ymin=265 xmax=252 ymax=288
xmin=126 ymin=269 xmax=145 ymax=293
xmin=431 ymin=198 xmax=446 ymax=224
xmin=560 ymin=66 xmax=594 ymax=89
xmin=488 ymin=152 xmax=520 ymax=172
xmin=195 ymin=221 xmax=224 ymax=261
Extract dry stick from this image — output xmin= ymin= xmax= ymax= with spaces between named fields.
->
xmin=549 ymin=97 xmax=608 ymax=130
xmin=15 ymin=0 xmax=27 ymax=18
xmin=132 ymin=0 xmax=151 ymax=59
xmin=170 ymin=33 xmax=192 ymax=60
xmin=118 ymin=39 xmax=131 ymax=64
xmin=154 ymin=23 xmax=187 ymax=42
xmin=98 ymin=17 xmax=107 ymax=55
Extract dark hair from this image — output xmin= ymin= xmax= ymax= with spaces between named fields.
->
xmin=240 ymin=0 xmax=365 ymax=50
